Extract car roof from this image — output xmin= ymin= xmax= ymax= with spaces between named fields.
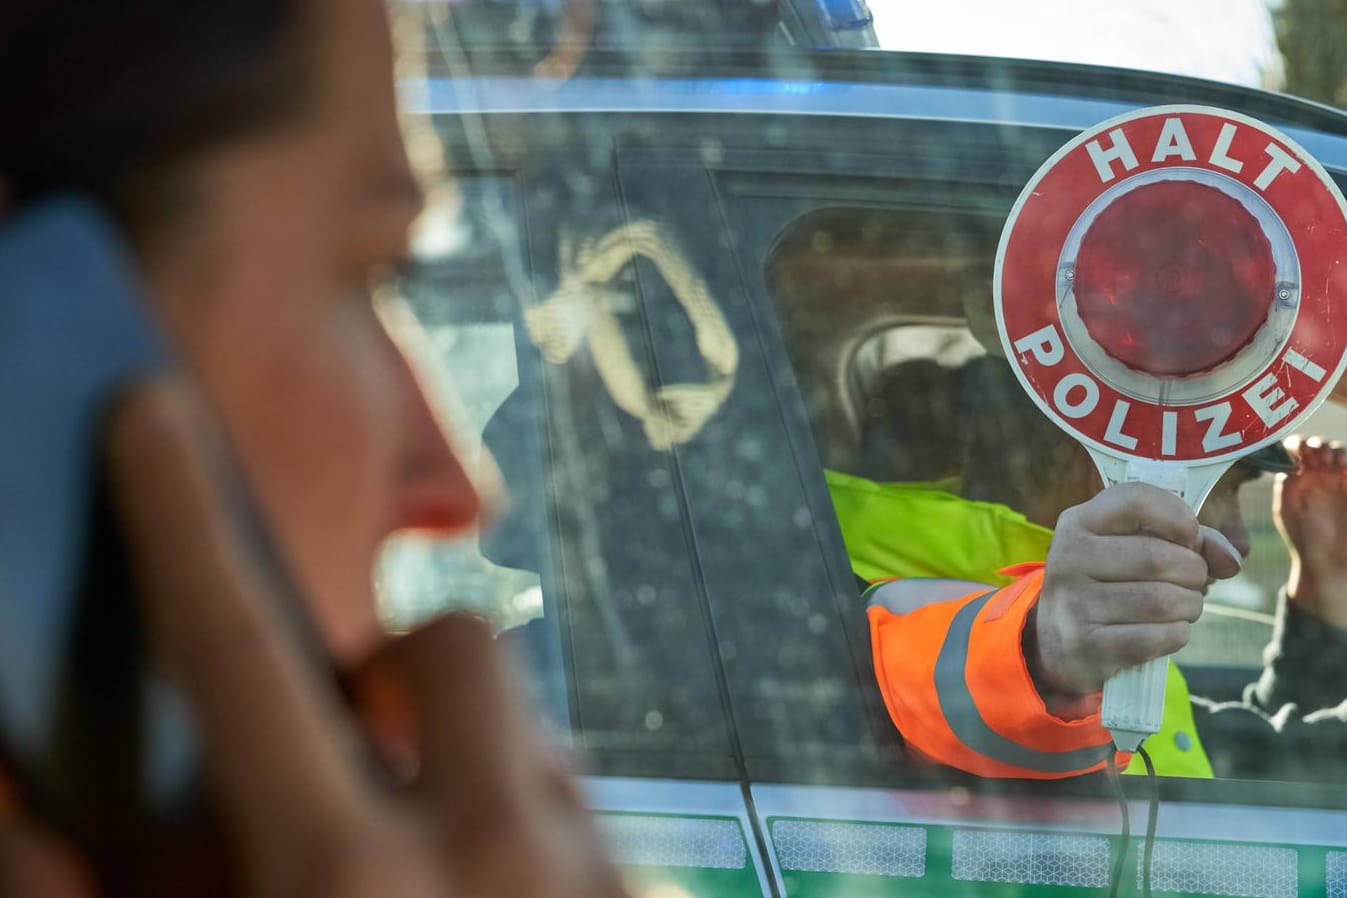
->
xmin=408 ymin=49 xmax=1347 ymax=171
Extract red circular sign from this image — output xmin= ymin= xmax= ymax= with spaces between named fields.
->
xmin=995 ymin=105 xmax=1347 ymax=464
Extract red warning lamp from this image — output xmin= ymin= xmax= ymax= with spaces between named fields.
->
xmin=1073 ymin=180 xmax=1276 ymax=377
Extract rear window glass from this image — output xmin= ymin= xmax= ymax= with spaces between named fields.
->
xmin=763 ymin=203 xmax=1330 ymax=672
xmin=388 ymin=11 xmax=1347 ymax=808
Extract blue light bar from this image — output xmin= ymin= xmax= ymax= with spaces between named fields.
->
xmin=815 ymin=0 xmax=873 ymax=30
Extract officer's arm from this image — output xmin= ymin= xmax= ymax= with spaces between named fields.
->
xmin=1191 ymin=693 xmax=1347 ymax=782
xmin=868 ymin=568 xmax=1128 ymax=779
xmin=1247 ymin=590 xmax=1347 ymax=714
xmin=866 ymin=483 xmax=1235 ymax=780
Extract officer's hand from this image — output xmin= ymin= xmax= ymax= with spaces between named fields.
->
xmin=1031 ymin=483 xmax=1242 ymax=698
xmin=1276 ymin=436 xmax=1347 ymax=630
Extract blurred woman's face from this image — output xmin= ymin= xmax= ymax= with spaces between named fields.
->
xmin=141 ymin=0 xmax=479 ymax=661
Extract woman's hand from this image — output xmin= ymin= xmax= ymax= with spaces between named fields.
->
xmin=0 ymin=823 xmax=95 ymax=898
xmin=94 ymin=379 xmax=626 ymax=898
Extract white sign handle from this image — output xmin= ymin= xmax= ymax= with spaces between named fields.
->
xmin=1088 ymin=452 xmax=1231 ymax=751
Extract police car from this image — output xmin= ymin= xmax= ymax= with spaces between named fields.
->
xmin=382 ymin=4 xmax=1347 ymax=895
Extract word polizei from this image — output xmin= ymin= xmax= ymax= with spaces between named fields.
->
xmin=1012 ymin=323 xmax=1326 ymax=456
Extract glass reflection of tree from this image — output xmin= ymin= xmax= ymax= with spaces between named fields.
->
xmin=1274 ymin=0 xmax=1347 ymax=109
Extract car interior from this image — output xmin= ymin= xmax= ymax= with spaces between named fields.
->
xmin=763 ymin=204 xmax=1279 ymax=702
xmin=398 ymin=144 xmax=1321 ymax=788
xmin=378 ymin=11 xmax=1347 ymax=895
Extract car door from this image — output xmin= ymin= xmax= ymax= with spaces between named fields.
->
xmin=393 ymin=52 xmax=1347 ymax=898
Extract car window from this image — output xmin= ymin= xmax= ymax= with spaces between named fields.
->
xmin=388 ymin=6 xmax=1347 ymax=896
xmin=395 ymin=115 xmax=1347 ymax=721
xmin=389 ymin=121 xmax=1347 ymax=766
xmin=382 ymin=169 xmax=762 ymax=771
xmin=764 ymin=201 xmax=1308 ymax=674
xmin=378 ymin=175 xmax=540 ymax=634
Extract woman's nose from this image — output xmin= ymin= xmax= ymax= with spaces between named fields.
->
xmin=390 ymin=349 xmax=485 ymax=536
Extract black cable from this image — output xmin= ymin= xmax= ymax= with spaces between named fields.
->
xmin=1137 ymin=745 xmax=1159 ymax=898
xmin=1106 ymin=755 xmax=1130 ymax=898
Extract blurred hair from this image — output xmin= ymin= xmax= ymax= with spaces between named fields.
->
xmin=959 ymin=356 xmax=1088 ymax=502
xmin=0 ymin=1 xmax=312 ymax=232
xmin=855 ymin=359 xmax=968 ymax=483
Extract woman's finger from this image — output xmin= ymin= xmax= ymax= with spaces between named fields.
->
xmin=365 ymin=616 xmax=627 ymax=898
xmin=0 ymin=826 xmax=95 ymax=898
xmin=106 ymin=380 xmax=373 ymax=880
xmin=373 ymin=617 xmax=525 ymax=839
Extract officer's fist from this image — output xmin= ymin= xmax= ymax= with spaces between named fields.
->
xmin=1031 ymin=483 xmax=1243 ymax=698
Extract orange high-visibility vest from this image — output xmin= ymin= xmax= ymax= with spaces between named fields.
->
xmin=867 ymin=564 xmax=1128 ymax=779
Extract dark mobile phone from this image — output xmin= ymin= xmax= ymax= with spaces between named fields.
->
xmin=0 ymin=196 xmax=328 ymax=895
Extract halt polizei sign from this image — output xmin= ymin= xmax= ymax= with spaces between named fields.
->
xmin=994 ymin=105 xmax=1347 ymax=749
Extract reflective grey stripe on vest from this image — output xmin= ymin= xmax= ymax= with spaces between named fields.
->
xmin=865 ymin=578 xmax=990 ymax=616
xmin=934 ymin=591 xmax=1114 ymax=774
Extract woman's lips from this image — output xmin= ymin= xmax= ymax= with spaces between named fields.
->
xmin=389 ymin=488 xmax=482 ymax=537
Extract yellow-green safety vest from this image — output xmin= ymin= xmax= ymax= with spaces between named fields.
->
xmin=826 ymin=469 xmax=1214 ymax=779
